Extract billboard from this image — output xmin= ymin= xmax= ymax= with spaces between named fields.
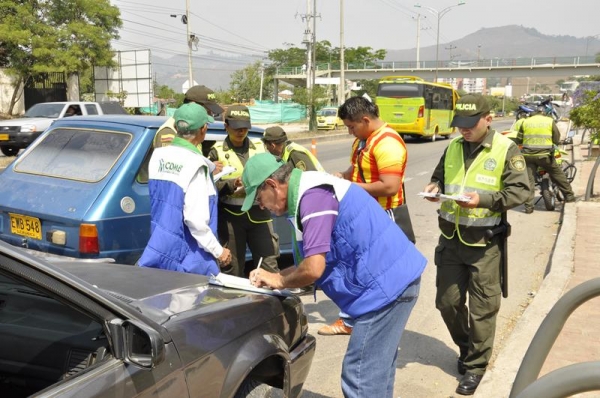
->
xmin=94 ymin=50 xmax=153 ymax=108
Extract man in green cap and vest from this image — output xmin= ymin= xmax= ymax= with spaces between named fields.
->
xmin=516 ymin=106 xmax=576 ymax=213
xmin=422 ymin=94 xmax=530 ymax=395
xmin=208 ymin=105 xmax=280 ymax=277
xmin=261 ymin=126 xmax=324 ymax=171
xmin=242 ymin=153 xmax=426 ymax=398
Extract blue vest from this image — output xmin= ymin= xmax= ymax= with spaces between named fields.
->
xmin=139 ymin=144 xmax=220 ymax=276
xmin=293 ymin=172 xmax=427 ymax=318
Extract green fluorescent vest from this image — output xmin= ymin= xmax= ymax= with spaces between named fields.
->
xmin=521 ymin=115 xmax=554 ymax=150
xmin=440 ymin=134 xmax=510 ymax=246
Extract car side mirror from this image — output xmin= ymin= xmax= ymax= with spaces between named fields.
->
xmin=121 ymin=320 xmax=165 ymax=369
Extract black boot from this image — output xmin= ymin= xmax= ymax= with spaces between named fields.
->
xmin=456 ymin=372 xmax=483 ymax=396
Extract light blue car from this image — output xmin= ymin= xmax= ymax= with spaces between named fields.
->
xmin=0 ymin=115 xmax=291 ymax=264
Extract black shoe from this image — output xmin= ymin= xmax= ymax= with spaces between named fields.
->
xmin=565 ymin=196 xmax=576 ymax=203
xmin=456 ymin=373 xmax=483 ymax=396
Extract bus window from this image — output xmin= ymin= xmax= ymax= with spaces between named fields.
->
xmin=376 ymin=75 xmax=457 ymax=141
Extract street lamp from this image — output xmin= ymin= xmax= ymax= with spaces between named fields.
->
xmin=414 ymin=1 xmax=465 ymax=82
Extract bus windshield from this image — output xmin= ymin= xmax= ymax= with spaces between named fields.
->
xmin=377 ymin=83 xmax=423 ymax=98
xmin=376 ymin=76 xmax=457 ymax=142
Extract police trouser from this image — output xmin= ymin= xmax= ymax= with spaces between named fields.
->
xmin=218 ymin=205 xmax=280 ymax=277
xmin=434 ymin=234 xmax=502 ymax=375
xmin=524 ymin=153 xmax=574 ymax=209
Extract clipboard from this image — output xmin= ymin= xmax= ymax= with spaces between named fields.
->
xmin=418 ymin=192 xmax=471 ymax=202
xmin=208 ymin=273 xmax=292 ymax=297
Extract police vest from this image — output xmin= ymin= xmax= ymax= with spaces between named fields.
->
xmin=213 ymin=138 xmax=265 ymax=205
xmin=520 ymin=115 xmax=554 ymax=151
xmin=282 ymin=142 xmax=325 ymax=171
xmin=439 ymin=134 xmax=510 ymax=246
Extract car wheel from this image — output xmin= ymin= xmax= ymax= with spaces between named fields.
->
xmin=1 ymin=146 xmax=19 ymax=157
xmin=234 ymin=379 xmax=273 ymax=398
xmin=430 ymin=132 xmax=437 ymax=142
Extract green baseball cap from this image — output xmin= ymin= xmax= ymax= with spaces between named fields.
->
xmin=174 ymin=103 xmax=214 ymax=134
xmin=241 ymin=153 xmax=284 ymax=211
xmin=451 ymin=94 xmax=491 ymax=128
xmin=225 ymin=105 xmax=252 ymax=129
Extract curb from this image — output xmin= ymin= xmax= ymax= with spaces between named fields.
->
xmin=474 ymin=144 xmax=581 ymax=397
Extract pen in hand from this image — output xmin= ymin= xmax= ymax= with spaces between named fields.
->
xmin=252 ymin=257 xmax=263 ymax=285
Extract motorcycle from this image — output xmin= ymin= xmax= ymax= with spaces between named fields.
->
xmin=501 ymin=128 xmax=576 ymax=211
xmin=516 ymin=97 xmax=560 ymax=122
xmin=535 ymin=147 xmax=577 ymax=211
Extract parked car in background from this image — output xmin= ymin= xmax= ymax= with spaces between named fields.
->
xmin=0 ymin=101 xmax=127 ymax=156
xmin=0 ymin=240 xmax=315 ymax=397
xmin=316 ymin=107 xmax=343 ymax=130
xmin=0 ymin=115 xmax=293 ymax=265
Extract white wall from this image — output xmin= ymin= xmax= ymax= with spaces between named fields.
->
xmin=0 ymin=69 xmax=25 ymax=115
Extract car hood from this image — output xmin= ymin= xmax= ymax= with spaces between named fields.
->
xmin=0 ymin=117 xmax=55 ymax=127
xmin=56 ymin=261 xmax=288 ymax=325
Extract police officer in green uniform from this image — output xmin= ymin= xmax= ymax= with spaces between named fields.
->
xmin=516 ymin=106 xmax=575 ymax=213
xmin=208 ymin=105 xmax=280 ymax=277
xmin=153 ymin=85 xmax=224 ymax=149
xmin=261 ymin=126 xmax=325 ymax=171
xmin=422 ymin=94 xmax=530 ymax=396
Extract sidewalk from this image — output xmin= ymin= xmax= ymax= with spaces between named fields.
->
xmin=476 ymin=137 xmax=600 ymax=397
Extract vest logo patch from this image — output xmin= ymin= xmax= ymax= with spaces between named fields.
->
xmin=158 ymin=159 xmax=183 ymax=174
xmin=475 ymin=174 xmax=497 ymax=186
xmin=296 ymin=160 xmax=307 ymax=171
xmin=484 ymin=158 xmax=497 ymax=171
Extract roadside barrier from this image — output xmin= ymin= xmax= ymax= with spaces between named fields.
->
xmin=311 ymin=139 xmax=317 ymax=156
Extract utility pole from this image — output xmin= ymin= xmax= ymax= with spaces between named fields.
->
xmin=185 ymin=0 xmax=193 ymax=87
xmin=338 ymin=0 xmax=345 ymax=107
xmin=259 ymin=63 xmax=265 ymax=101
xmin=300 ymin=0 xmax=319 ymax=131
xmin=171 ymin=0 xmax=197 ymax=91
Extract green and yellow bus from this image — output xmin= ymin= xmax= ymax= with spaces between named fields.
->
xmin=376 ymin=76 xmax=459 ymax=142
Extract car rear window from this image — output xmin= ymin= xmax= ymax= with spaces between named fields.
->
xmin=14 ymin=128 xmax=131 ymax=182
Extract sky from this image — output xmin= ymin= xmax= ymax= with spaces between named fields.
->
xmin=110 ymin=0 xmax=599 ymax=69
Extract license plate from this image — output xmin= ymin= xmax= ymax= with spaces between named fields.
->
xmin=0 ymin=133 xmax=8 ymax=140
xmin=9 ymin=213 xmax=42 ymax=240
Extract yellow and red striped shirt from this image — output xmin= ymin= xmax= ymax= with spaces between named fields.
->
xmin=349 ymin=124 xmax=407 ymax=210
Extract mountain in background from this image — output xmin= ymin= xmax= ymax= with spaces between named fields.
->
xmin=385 ymin=25 xmax=600 ymax=62
xmin=152 ymin=51 xmax=259 ymax=94
xmin=152 ymin=26 xmax=600 ymax=91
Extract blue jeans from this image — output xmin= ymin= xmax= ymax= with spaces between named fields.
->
xmin=341 ymin=277 xmax=420 ymax=398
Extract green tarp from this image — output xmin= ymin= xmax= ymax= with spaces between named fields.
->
xmin=162 ymin=101 xmax=307 ymax=123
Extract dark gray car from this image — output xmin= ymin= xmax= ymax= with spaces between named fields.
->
xmin=0 ymin=241 xmax=315 ymax=397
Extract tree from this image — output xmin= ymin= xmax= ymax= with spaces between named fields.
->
xmin=0 ymin=0 xmax=122 ymax=114
xmin=570 ymin=78 xmax=600 ymax=142
xmin=228 ymin=61 xmax=273 ymax=103
xmin=268 ymin=41 xmax=387 ymax=69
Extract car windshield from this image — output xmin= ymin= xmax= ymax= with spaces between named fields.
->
xmin=14 ymin=128 xmax=132 ymax=182
xmin=23 ymin=103 xmax=66 ymax=118
xmin=318 ymin=109 xmax=336 ymax=116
